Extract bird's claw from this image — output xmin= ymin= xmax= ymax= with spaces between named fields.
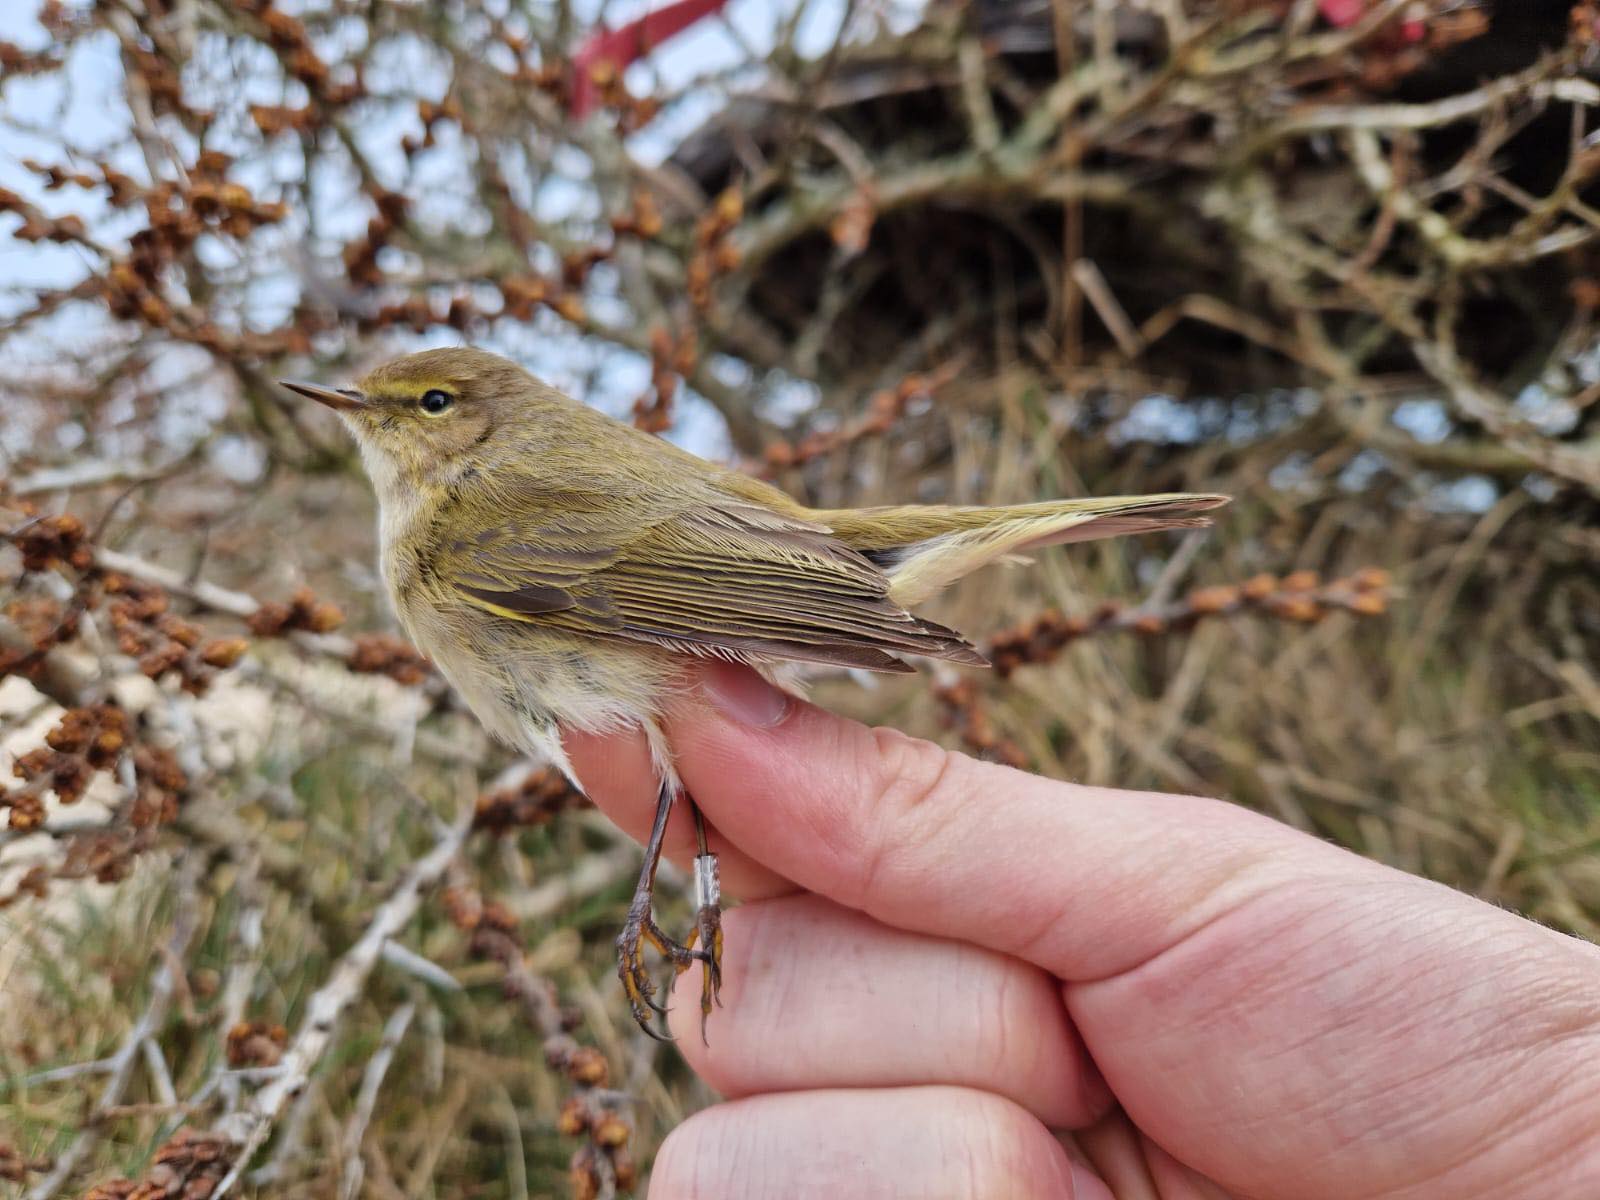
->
xmin=616 ymin=903 xmax=695 ymax=1040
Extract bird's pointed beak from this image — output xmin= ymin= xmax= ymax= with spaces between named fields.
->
xmin=279 ymin=379 xmax=367 ymax=412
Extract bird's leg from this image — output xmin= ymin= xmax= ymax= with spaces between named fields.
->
xmin=686 ymin=797 xmax=724 ymax=1041
xmin=616 ymin=778 xmax=696 ymax=1040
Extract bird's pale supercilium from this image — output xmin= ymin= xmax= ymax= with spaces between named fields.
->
xmin=282 ymin=347 xmax=1229 ymax=1040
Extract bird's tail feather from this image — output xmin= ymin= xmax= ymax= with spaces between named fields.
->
xmin=818 ymin=493 xmax=1228 ymax=608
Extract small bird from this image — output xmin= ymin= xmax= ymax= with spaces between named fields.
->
xmin=283 ymin=348 xmax=1227 ymax=1040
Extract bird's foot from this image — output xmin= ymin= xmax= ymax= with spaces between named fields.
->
xmin=616 ymin=896 xmax=696 ymax=1041
xmin=614 ymin=783 xmax=725 ymax=1043
xmin=681 ymin=853 xmax=724 ymax=1044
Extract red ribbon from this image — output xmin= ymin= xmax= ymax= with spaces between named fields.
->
xmin=1319 ymin=0 xmax=1425 ymax=43
xmin=569 ymin=0 xmax=731 ymax=117
xmin=566 ymin=0 xmax=1425 ymax=123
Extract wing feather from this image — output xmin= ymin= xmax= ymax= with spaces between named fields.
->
xmin=435 ymin=487 xmax=986 ymax=671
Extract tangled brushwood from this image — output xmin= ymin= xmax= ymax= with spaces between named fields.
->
xmin=2 ymin=1 xmax=1598 ymax=1196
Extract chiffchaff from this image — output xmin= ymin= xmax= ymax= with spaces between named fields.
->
xmin=283 ymin=347 xmax=1227 ymax=1039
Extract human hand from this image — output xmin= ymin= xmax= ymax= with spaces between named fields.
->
xmin=566 ymin=663 xmax=1600 ymax=1199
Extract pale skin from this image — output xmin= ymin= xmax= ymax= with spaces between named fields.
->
xmin=565 ymin=661 xmax=1600 ymax=1200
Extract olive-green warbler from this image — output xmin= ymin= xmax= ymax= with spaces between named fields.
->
xmin=283 ymin=348 xmax=1227 ymax=1040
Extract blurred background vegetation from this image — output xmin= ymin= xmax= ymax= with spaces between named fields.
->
xmin=2 ymin=0 xmax=1598 ymax=1195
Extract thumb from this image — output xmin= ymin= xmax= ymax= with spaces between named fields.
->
xmin=668 ymin=661 xmax=1364 ymax=982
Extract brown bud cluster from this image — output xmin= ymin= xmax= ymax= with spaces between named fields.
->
xmin=497 ymin=27 xmax=567 ymax=103
xmin=472 ymin=766 xmax=587 ymax=834
xmin=86 ymin=572 xmax=250 ymax=695
xmin=557 ymin=1095 xmax=591 ymax=1136
xmin=199 ymin=638 xmax=250 ymax=669
xmin=3 ymin=503 xmax=264 ymax=703
xmin=0 ymin=185 xmax=91 ymax=246
xmin=494 ymin=272 xmax=586 ymax=327
xmin=562 ymin=246 xmax=610 ymax=290
xmin=345 ymin=633 xmax=433 ymax=685
xmin=82 ymin=1129 xmax=233 ymax=1200
xmin=610 ymin=188 xmax=663 ymax=240
xmin=90 ymin=150 xmax=294 ymax=342
xmin=634 ymin=324 xmax=699 ymax=433
xmin=0 ymin=1142 xmax=50 ymax=1183
xmin=686 ymin=187 xmax=744 ymax=311
xmin=246 ymin=1 xmax=363 ymax=107
xmin=441 ymin=884 xmax=518 ymax=939
xmin=0 ymin=593 xmax=81 ymax=690
xmin=24 ymin=157 xmax=97 ymax=193
xmin=442 ymin=881 xmax=631 ymax=1182
xmin=984 ymin=567 xmax=1392 ymax=678
xmin=124 ymin=39 xmax=190 ymax=116
xmin=761 ymin=360 xmax=960 ymax=474
xmin=5 ymin=773 xmax=59 ymax=836
xmin=3 ymin=594 xmax=77 ymax=641
xmin=5 ymin=0 xmax=367 ymax=355
xmin=101 ymin=576 xmax=202 ymax=692
xmin=249 ymin=103 xmax=316 ymax=136
xmin=571 ymin=1141 xmax=637 ymax=1200
xmin=440 ymin=186 xmax=655 ymax=338
xmin=226 ymin=1019 xmax=288 ymax=1067
xmin=2 ymin=509 xmax=209 ymax=854
xmin=830 ymin=184 xmax=878 ymax=256
xmin=245 ymin=587 xmax=345 ymax=637
xmin=130 ymin=744 xmax=187 ymax=828
xmin=559 ymin=1045 xmax=611 ymax=1089
xmin=578 ymin=59 xmax=662 ymax=133
xmin=401 ymin=95 xmax=465 ymax=157
xmin=14 ymin=512 xmax=90 ymax=572
xmin=44 ymin=703 xmax=127 ymax=765
xmin=0 ymin=0 xmax=698 ymax=358
xmin=1 ymin=813 xmax=170 ymax=906
xmin=185 ymin=179 xmax=290 ymax=229
xmin=985 ymin=569 xmax=1388 ymax=678
xmin=66 ymin=830 xmax=148 ymax=888
xmin=6 ymin=704 xmax=128 ymax=828
xmin=930 ymin=678 xmax=1027 ymax=767
xmin=937 ymin=567 xmax=1396 ymax=763
xmin=2 ymin=698 xmax=186 ymax=840
xmin=341 ymin=187 xmax=410 ymax=288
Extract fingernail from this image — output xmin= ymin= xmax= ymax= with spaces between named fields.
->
xmin=701 ymin=661 xmax=791 ymax=728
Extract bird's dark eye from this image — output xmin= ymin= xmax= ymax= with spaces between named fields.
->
xmin=419 ymin=389 xmax=453 ymax=415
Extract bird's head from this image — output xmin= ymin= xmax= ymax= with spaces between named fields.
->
xmin=282 ymin=347 xmax=561 ymax=495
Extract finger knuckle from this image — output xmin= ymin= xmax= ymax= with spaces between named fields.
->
xmin=867 ymin=725 xmax=962 ymax=819
xmin=852 ymin=727 xmax=965 ymax=911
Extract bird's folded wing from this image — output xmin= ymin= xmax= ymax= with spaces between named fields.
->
xmin=437 ymin=489 xmax=985 ymax=671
